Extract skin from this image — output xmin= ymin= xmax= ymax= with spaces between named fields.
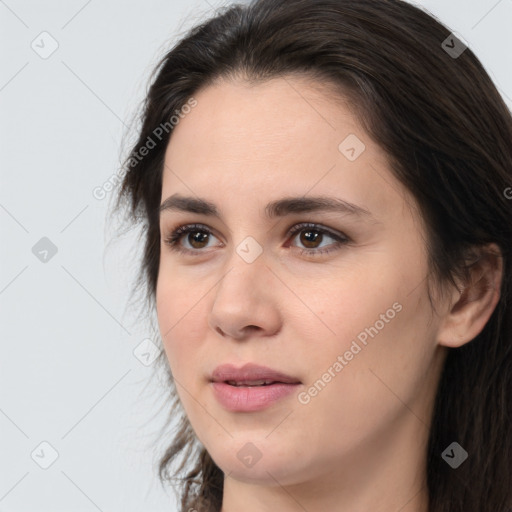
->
xmin=155 ymin=75 xmax=502 ymax=512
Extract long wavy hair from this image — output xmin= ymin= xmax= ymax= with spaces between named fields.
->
xmin=110 ymin=1 xmax=512 ymax=510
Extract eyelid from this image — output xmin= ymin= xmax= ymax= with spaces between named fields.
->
xmin=286 ymin=222 xmax=348 ymax=242
xmin=164 ymin=222 xmax=223 ymax=251
xmin=162 ymin=221 xmax=350 ymax=256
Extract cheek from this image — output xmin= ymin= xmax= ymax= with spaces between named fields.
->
xmin=316 ymin=239 xmax=428 ymax=351
xmin=155 ymin=272 xmax=207 ymax=377
xmin=298 ymin=249 xmax=435 ymax=401
xmin=298 ymin=259 xmax=403 ymax=351
xmin=313 ymin=283 xmax=436 ymax=426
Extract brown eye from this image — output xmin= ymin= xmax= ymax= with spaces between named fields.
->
xmin=163 ymin=222 xmax=349 ymax=257
xmin=298 ymin=229 xmax=324 ymax=248
xmin=164 ymin=224 xmax=220 ymax=255
xmin=187 ymin=230 xmax=210 ymax=249
xmin=288 ymin=223 xmax=350 ymax=256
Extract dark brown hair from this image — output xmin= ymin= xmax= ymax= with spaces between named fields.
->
xmin=111 ymin=1 xmax=512 ymax=510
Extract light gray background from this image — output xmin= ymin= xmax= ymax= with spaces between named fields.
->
xmin=1 ymin=0 xmax=511 ymax=511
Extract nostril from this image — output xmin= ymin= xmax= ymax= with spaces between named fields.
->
xmin=215 ymin=325 xmax=260 ymax=338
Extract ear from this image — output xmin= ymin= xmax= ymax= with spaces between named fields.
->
xmin=437 ymin=243 xmax=503 ymax=348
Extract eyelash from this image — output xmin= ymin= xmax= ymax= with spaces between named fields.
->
xmin=163 ymin=222 xmax=350 ymax=257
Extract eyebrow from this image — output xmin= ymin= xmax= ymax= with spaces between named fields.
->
xmin=159 ymin=193 xmax=378 ymax=222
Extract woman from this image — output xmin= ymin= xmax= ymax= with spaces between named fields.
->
xmin=112 ymin=0 xmax=512 ymax=510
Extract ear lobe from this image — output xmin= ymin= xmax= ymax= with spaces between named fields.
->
xmin=437 ymin=243 xmax=503 ymax=349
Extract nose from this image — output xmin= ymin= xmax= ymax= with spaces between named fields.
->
xmin=208 ymin=251 xmax=282 ymax=341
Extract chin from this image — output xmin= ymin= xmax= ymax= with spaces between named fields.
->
xmin=216 ymin=458 xmax=296 ymax=486
xmin=206 ymin=437 xmax=306 ymax=486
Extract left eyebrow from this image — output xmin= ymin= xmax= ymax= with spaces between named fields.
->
xmin=159 ymin=194 xmax=380 ymax=223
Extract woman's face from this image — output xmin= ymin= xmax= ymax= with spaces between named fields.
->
xmin=156 ymin=76 xmax=449 ymax=488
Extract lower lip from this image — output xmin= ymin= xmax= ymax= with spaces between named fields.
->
xmin=211 ymin=382 xmax=301 ymax=412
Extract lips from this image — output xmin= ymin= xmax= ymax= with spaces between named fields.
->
xmin=226 ymin=379 xmax=278 ymax=387
xmin=209 ymin=363 xmax=302 ymax=412
xmin=210 ymin=362 xmax=301 ymax=386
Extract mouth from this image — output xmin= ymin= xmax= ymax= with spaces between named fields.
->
xmin=224 ymin=379 xmax=288 ymax=387
xmin=209 ymin=363 xmax=302 ymax=412
xmin=210 ymin=362 xmax=301 ymax=385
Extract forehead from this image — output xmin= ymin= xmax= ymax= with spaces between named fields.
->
xmin=165 ymin=75 xmax=359 ymax=164
xmin=161 ymin=76 xmax=416 ymax=226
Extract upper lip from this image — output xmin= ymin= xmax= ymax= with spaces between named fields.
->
xmin=210 ymin=363 xmax=301 ymax=384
